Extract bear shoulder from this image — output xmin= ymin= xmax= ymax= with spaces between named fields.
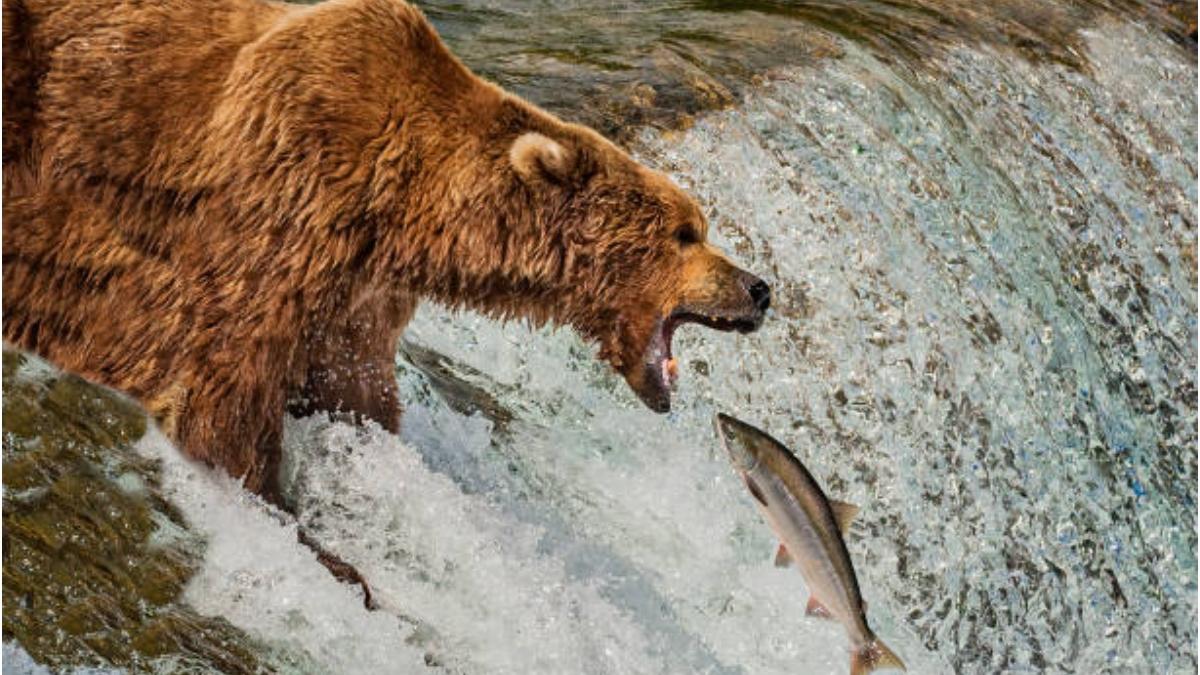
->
xmin=31 ymin=0 xmax=464 ymax=192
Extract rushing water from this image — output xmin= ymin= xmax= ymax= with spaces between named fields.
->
xmin=6 ymin=2 xmax=1196 ymax=674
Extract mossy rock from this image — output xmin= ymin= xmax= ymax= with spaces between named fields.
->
xmin=2 ymin=350 xmax=272 ymax=673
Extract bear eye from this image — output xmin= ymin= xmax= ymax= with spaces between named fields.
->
xmin=675 ymin=224 xmax=701 ymax=246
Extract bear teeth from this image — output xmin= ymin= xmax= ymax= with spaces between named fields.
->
xmin=662 ymin=357 xmax=679 ymax=389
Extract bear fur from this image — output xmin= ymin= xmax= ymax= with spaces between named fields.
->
xmin=3 ymin=0 xmax=767 ymax=501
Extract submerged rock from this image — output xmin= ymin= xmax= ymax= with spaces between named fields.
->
xmin=398 ymin=339 xmax=516 ymax=431
xmin=1 ymin=350 xmax=270 ymax=673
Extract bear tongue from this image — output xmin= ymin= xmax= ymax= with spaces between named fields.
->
xmin=635 ymin=315 xmax=681 ymax=412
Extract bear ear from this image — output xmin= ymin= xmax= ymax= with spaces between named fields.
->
xmin=510 ymin=132 xmax=576 ymax=185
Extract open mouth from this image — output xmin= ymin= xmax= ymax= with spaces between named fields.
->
xmin=637 ymin=308 xmax=763 ymax=413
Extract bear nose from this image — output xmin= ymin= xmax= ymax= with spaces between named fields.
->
xmin=747 ymin=278 xmax=771 ymax=313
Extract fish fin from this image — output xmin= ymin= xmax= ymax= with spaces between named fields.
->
xmin=744 ymin=476 xmax=768 ymax=507
xmin=830 ymin=500 xmax=860 ymax=534
xmin=773 ymin=544 xmax=792 ymax=568
xmin=805 ymin=596 xmax=835 ymax=620
xmin=850 ymin=636 xmax=906 ymax=675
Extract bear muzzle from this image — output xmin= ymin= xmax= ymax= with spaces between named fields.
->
xmin=628 ymin=270 xmax=770 ymax=413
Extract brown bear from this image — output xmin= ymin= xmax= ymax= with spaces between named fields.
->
xmin=3 ymin=0 xmax=769 ymax=595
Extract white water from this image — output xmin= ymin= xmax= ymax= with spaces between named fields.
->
xmin=115 ymin=18 xmax=1195 ymax=675
xmin=2 ymin=643 xmax=122 ymax=675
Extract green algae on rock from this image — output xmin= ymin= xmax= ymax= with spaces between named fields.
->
xmin=2 ymin=350 xmax=271 ymax=673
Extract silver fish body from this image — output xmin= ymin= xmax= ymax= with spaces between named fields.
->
xmin=715 ymin=413 xmax=905 ymax=675
xmin=747 ymin=454 xmax=870 ymax=639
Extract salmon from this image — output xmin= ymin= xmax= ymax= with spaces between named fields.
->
xmin=715 ymin=413 xmax=905 ymax=675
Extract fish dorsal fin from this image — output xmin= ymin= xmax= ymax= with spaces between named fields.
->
xmin=830 ymin=500 xmax=860 ymax=534
xmin=806 ymin=596 xmax=835 ymax=621
xmin=774 ymin=544 xmax=792 ymax=568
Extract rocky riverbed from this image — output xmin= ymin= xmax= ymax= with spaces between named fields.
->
xmin=2 ymin=351 xmax=271 ymax=672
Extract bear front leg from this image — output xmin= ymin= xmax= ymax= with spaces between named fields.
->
xmin=167 ymin=365 xmax=378 ymax=608
xmin=291 ymin=291 xmax=417 ymax=433
xmin=169 ymin=363 xmax=291 ymax=500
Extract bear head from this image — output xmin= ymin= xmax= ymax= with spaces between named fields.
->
xmin=394 ymin=97 xmax=769 ymax=414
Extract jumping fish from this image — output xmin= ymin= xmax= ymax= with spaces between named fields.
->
xmin=714 ymin=413 xmax=905 ymax=675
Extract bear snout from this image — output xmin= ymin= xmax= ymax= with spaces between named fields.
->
xmin=734 ymin=271 xmax=771 ymax=332
xmin=747 ymin=277 xmax=771 ymax=314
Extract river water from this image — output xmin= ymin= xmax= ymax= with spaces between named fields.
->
xmin=7 ymin=1 xmax=1196 ymax=674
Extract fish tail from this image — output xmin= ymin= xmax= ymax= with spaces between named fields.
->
xmin=849 ymin=636 xmax=906 ymax=675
